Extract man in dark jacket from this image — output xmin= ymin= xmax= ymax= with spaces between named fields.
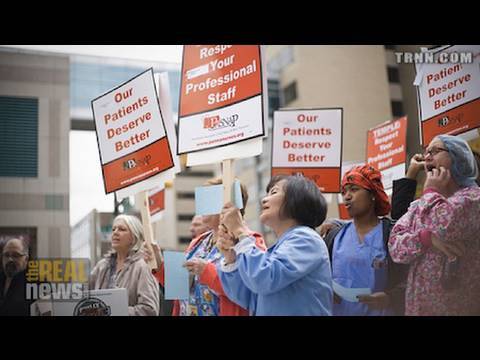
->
xmin=0 ymin=237 xmax=32 ymax=316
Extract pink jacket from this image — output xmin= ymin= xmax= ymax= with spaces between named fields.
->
xmin=388 ymin=186 xmax=480 ymax=315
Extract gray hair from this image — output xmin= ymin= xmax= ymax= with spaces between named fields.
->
xmin=112 ymin=214 xmax=145 ymax=253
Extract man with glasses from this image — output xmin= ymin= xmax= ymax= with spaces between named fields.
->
xmin=0 ymin=237 xmax=31 ymax=316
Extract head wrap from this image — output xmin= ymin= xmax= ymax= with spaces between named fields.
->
xmin=437 ymin=135 xmax=479 ymax=188
xmin=341 ymin=164 xmax=391 ymax=216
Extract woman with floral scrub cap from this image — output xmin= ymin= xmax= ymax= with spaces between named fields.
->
xmin=389 ymin=135 xmax=480 ymax=315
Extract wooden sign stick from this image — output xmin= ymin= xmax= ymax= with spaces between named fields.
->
xmin=135 ymin=190 xmax=158 ymax=270
xmin=222 ymin=159 xmax=234 ymax=204
xmin=221 ymin=159 xmax=236 ymax=250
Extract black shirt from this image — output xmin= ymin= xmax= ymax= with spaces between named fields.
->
xmin=0 ymin=270 xmax=32 ymax=316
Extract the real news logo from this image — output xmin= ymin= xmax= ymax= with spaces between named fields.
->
xmin=25 ymin=258 xmax=90 ymax=301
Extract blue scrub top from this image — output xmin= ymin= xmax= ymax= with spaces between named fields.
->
xmin=218 ymin=225 xmax=333 ymax=316
xmin=332 ymin=222 xmax=392 ymax=316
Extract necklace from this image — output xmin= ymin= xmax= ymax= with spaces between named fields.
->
xmin=204 ymin=232 xmax=217 ymax=254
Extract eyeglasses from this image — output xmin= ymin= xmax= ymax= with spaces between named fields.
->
xmin=423 ymin=147 xmax=449 ymax=157
xmin=2 ymin=252 xmax=27 ymax=259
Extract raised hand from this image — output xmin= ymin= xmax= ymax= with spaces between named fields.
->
xmin=431 ymin=234 xmax=465 ymax=261
xmin=406 ymin=153 xmax=425 ymax=180
xmin=220 ymin=202 xmax=246 ymax=238
xmin=142 ymin=242 xmax=163 ymax=270
xmin=217 ymin=224 xmax=237 ymax=265
xmin=184 ymin=258 xmax=208 ymax=276
xmin=318 ymin=222 xmax=336 ymax=237
xmin=424 ymin=166 xmax=451 ymax=196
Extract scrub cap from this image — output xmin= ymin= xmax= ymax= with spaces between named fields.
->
xmin=341 ymin=164 xmax=391 ymax=216
xmin=437 ymin=135 xmax=479 ymax=188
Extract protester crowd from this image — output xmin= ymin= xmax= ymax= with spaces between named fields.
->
xmin=2 ymin=135 xmax=479 ymax=316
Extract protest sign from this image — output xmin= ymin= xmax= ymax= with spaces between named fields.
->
xmin=271 ymin=108 xmax=343 ymax=193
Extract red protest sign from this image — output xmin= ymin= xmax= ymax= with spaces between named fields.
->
xmin=148 ymin=188 xmax=165 ymax=217
xmin=177 ymin=45 xmax=265 ymax=154
xmin=366 ymin=117 xmax=407 ymax=190
xmin=416 ymin=45 xmax=480 ymax=145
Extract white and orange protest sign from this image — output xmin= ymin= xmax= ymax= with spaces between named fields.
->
xmin=148 ymin=187 xmax=165 ymax=223
xmin=366 ymin=117 xmax=407 ymax=190
xmin=416 ymin=45 xmax=480 ymax=145
xmin=271 ymin=108 xmax=343 ymax=193
xmin=92 ymin=69 xmax=174 ymax=194
xmin=177 ymin=45 xmax=265 ymax=154
xmin=114 ymin=72 xmax=181 ymax=200
xmin=337 ymin=160 xmax=365 ymax=220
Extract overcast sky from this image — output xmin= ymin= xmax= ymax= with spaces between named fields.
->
xmin=70 ymin=130 xmax=113 ymax=225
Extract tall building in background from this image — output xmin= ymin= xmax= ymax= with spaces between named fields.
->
xmin=69 ymin=54 xmax=181 ymax=128
xmin=70 ymin=210 xmax=115 ymax=263
xmin=0 ymin=49 xmax=70 ymax=257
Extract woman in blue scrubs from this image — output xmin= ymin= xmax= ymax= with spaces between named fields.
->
xmin=216 ymin=175 xmax=333 ymax=316
xmin=323 ymin=165 xmax=408 ymax=316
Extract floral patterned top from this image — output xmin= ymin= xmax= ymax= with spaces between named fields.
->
xmin=388 ymin=186 xmax=480 ymax=315
xmin=179 ymin=232 xmax=223 ymax=316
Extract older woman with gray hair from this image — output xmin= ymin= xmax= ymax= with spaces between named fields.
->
xmin=90 ymin=214 xmax=159 ymax=316
xmin=389 ymin=134 xmax=480 ymax=315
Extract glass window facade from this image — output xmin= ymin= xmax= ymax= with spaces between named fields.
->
xmin=70 ymin=58 xmax=181 ymax=120
xmin=0 ymin=96 xmax=38 ymax=177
